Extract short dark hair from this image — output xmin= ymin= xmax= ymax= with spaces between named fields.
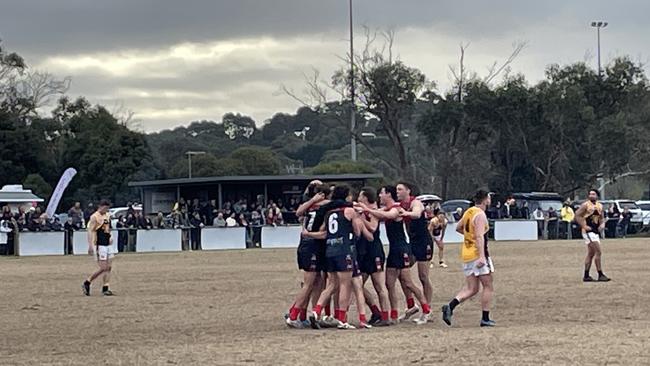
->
xmin=396 ymin=181 xmax=419 ymax=196
xmin=472 ymin=190 xmax=490 ymax=205
xmin=98 ymin=199 xmax=111 ymax=207
xmin=359 ymin=187 xmax=377 ymax=204
xmin=589 ymin=189 xmax=600 ymax=198
xmin=381 ymin=185 xmax=398 ymax=201
xmin=331 ymin=184 xmax=351 ymax=201
xmin=315 ymin=184 xmax=330 ymax=196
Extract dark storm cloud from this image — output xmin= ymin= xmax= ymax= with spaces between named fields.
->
xmin=3 ymin=0 xmax=646 ymax=59
xmin=1 ymin=0 xmax=649 ymax=131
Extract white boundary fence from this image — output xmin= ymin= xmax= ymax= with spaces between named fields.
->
xmin=9 ymin=220 xmax=539 ymax=256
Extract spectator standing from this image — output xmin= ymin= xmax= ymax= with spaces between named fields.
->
xmin=143 ymin=216 xmax=154 ymax=230
xmin=619 ymin=208 xmax=633 ymax=238
xmin=501 ymin=197 xmax=517 ymax=219
xmin=560 ymin=202 xmax=575 ymax=238
xmin=521 ymin=202 xmax=530 ymax=220
xmin=606 ymin=203 xmax=621 ymax=237
xmin=14 ymin=207 xmax=26 ymax=231
xmin=189 ymin=212 xmax=203 ymax=250
xmin=250 ymin=210 xmax=263 ymax=247
xmin=63 ymin=216 xmax=75 ymax=254
xmin=213 ymin=212 xmax=226 ymax=227
xmin=153 ymin=212 xmax=166 ymax=229
xmin=204 ymin=200 xmax=217 ymax=226
xmin=126 ymin=212 xmax=138 ymax=251
xmin=547 ymin=207 xmax=559 ymax=239
xmin=1 ymin=206 xmax=15 ymax=255
xmin=83 ymin=203 xmax=94 ymax=227
xmin=494 ymin=201 xmax=502 ymax=219
xmin=68 ymin=202 xmax=83 ymax=228
xmin=116 ymin=216 xmax=128 ymax=252
xmin=533 ymin=207 xmax=545 ymax=238
xmin=178 ymin=208 xmax=191 ymax=250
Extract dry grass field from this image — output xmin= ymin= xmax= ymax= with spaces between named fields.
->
xmin=0 ymin=238 xmax=648 ymax=365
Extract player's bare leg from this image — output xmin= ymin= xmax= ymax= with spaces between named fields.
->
xmin=436 ymin=240 xmax=446 ymax=268
xmin=591 ymin=242 xmax=610 ymax=281
xmin=385 ymin=268 xmax=400 ymax=324
xmin=287 ymin=271 xmax=319 ymax=326
xmin=101 ymin=258 xmax=114 ymax=295
xmin=310 ymin=274 xmax=338 ymax=328
xmin=417 ymin=261 xmax=433 ymax=304
xmin=352 ymin=276 xmax=370 ymax=328
xmin=398 ymin=268 xmax=431 ymax=324
xmin=83 ymin=260 xmax=109 ymax=296
xmin=361 ymin=274 xmax=382 ymax=324
xmin=399 ymin=280 xmax=419 ymax=321
xmin=369 ymin=271 xmax=390 ymax=325
xmin=442 ymin=276 xmax=480 ymax=326
xmin=335 ymin=271 xmax=354 ymax=329
xmin=478 ymin=274 xmax=495 ymax=326
xmin=584 ymin=244 xmax=596 ymax=281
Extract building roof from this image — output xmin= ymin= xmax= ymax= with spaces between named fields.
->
xmin=128 ymin=174 xmax=383 ymax=188
xmin=0 ymin=185 xmax=45 ymax=203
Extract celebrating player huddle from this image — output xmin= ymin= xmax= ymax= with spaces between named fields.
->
xmin=285 ymin=181 xmax=496 ymax=330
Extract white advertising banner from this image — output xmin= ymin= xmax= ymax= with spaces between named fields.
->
xmin=262 ymin=226 xmax=302 ymax=248
xmin=18 ymin=232 xmax=65 ymax=256
xmin=201 ymin=227 xmax=246 ymax=250
xmin=136 ymin=229 xmax=182 ymax=252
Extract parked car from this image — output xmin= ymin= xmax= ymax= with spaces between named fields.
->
xmin=109 ymin=205 xmax=142 ymax=227
xmin=441 ymin=199 xmax=472 ymax=221
xmin=511 ymin=192 xmax=564 ymax=214
xmin=605 ymin=200 xmax=643 ymax=233
xmin=636 ymin=200 xmax=650 ymax=227
xmin=416 ymin=194 xmax=443 ymax=206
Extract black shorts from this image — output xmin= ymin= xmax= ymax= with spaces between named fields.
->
xmin=386 ymin=246 xmax=415 ymax=269
xmin=325 ymin=253 xmax=355 ymax=273
xmin=359 ymin=241 xmax=386 ymax=274
xmin=411 ymin=238 xmax=434 ymax=262
xmin=297 ymin=240 xmax=323 ymax=272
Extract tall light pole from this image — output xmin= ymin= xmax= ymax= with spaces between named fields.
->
xmin=349 ymin=0 xmax=357 ymax=161
xmin=591 ymin=21 xmax=608 ymax=77
xmin=186 ymin=151 xmax=206 ymax=179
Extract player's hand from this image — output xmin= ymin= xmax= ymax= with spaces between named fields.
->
xmin=109 ymin=237 xmax=114 ymax=245
xmin=599 ymin=224 xmax=605 ymax=232
xmin=476 ymin=256 xmax=486 ymax=268
xmin=582 ymin=226 xmax=592 ymax=232
xmin=312 ymin=192 xmax=325 ymax=203
xmin=87 ymin=246 xmax=94 ymax=256
xmin=398 ymin=209 xmax=410 ymax=217
xmin=301 ymin=229 xmax=310 ymax=238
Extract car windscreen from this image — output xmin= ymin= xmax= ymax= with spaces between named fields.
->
xmin=619 ymin=201 xmax=639 ymax=210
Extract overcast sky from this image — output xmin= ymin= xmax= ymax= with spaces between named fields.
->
xmin=1 ymin=0 xmax=648 ymax=132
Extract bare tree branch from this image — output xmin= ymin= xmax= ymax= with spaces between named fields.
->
xmin=484 ymin=41 xmax=528 ymax=84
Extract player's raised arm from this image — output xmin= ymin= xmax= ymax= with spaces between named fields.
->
xmin=400 ymin=199 xmax=424 ymax=219
xmin=362 ymin=204 xmax=400 ymax=221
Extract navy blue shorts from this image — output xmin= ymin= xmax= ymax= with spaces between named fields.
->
xmin=326 ymin=253 xmax=355 ymax=273
xmin=386 ymin=246 xmax=415 ymax=269
xmin=411 ymin=238 xmax=433 ymax=262
xmin=359 ymin=241 xmax=386 ymax=274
